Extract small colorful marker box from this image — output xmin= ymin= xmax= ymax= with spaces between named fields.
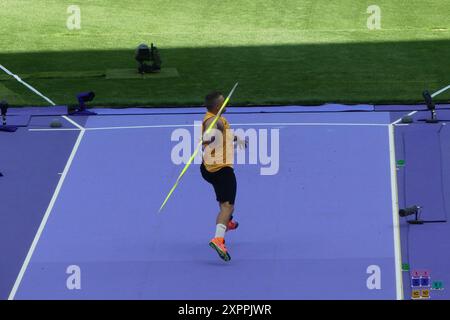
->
xmin=420 ymin=271 xmax=431 ymax=287
xmin=411 ymin=271 xmax=421 ymax=288
xmin=431 ymin=281 xmax=444 ymax=290
xmin=420 ymin=276 xmax=430 ymax=287
xmin=411 ymin=290 xmax=421 ymax=300
xmin=421 ymin=289 xmax=430 ymax=299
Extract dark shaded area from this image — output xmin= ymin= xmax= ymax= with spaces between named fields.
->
xmin=0 ymin=39 xmax=449 ymax=107
xmin=396 ymin=113 xmax=450 ymax=299
xmin=0 ymin=117 xmax=80 ymax=300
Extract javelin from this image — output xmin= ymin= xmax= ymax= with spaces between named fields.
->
xmin=159 ymin=82 xmax=239 ymax=212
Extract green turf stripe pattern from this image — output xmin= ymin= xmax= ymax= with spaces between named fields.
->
xmin=0 ymin=70 xmax=105 ymax=81
xmin=1 ymin=0 xmax=449 ymax=106
xmin=105 ymin=68 xmax=179 ymax=80
xmin=0 ymin=69 xmax=179 ymax=81
xmin=0 ymin=83 xmax=25 ymax=104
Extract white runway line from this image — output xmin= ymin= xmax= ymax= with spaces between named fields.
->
xmin=28 ymin=116 xmax=84 ymax=132
xmin=62 ymin=116 xmax=84 ymax=130
xmin=86 ymin=123 xmax=200 ymax=130
xmin=233 ymin=122 xmax=388 ymax=127
xmin=388 ymin=124 xmax=405 ymax=300
xmin=28 ymin=128 xmax=80 ymax=132
xmin=29 ymin=122 xmax=391 ymax=132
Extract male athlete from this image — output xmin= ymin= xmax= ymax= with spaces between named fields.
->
xmin=200 ymin=91 xmax=247 ymax=261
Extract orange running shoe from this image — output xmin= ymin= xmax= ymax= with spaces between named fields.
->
xmin=209 ymin=237 xmax=231 ymax=261
xmin=226 ymin=220 xmax=239 ymax=232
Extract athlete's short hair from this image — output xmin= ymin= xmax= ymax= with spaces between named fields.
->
xmin=205 ymin=91 xmax=223 ymax=111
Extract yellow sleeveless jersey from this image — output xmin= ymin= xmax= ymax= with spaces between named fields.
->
xmin=202 ymin=111 xmax=234 ymax=172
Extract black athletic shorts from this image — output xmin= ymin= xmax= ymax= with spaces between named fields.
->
xmin=200 ymin=163 xmax=237 ymax=205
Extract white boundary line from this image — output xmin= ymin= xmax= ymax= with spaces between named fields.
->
xmin=432 ymin=85 xmax=450 ymax=98
xmin=391 ymin=111 xmax=418 ymax=125
xmin=0 ymin=64 xmax=57 ymax=106
xmin=86 ymin=123 xmax=198 ymax=130
xmin=28 ymin=128 xmax=80 ymax=132
xmin=235 ymin=122 xmax=388 ymax=127
xmin=62 ymin=116 xmax=85 ymax=130
xmin=388 ymin=124 xmax=404 ymax=300
xmin=8 ymin=118 xmax=86 ymax=300
xmin=28 ymin=121 xmax=391 ymax=132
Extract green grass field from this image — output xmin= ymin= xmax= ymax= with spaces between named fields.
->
xmin=0 ymin=0 xmax=449 ymax=107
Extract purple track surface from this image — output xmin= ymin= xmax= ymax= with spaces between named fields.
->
xmin=395 ymin=110 xmax=450 ymax=300
xmin=0 ymin=116 xmax=79 ymax=298
xmin=1 ymin=115 xmax=30 ymax=127
xmin=1 ymin=105 xmax=449 ymax=300
xmin=6 ymin=106 xmax=68 ymax=116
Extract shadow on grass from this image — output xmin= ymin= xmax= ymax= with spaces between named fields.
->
xmin=0 ymin=39 xmax=449 ymax=107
